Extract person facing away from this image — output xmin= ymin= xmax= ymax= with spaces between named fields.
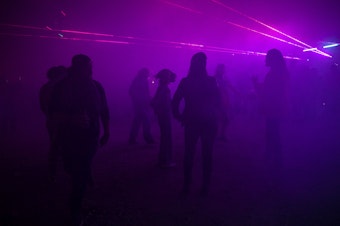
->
xmin=49 ymin=54 xmax=110 ymax=225
xmin=151 ymin=69 xmax=176 ymax=168
xmin=172 ymin=52 xmax=221 ymax=198
xmin=39 ymin=65 xmax=67 ymax=182
xmin=252 ymin=48 xmax=289 ymax=173
xmin=128 ymin=68 xmax=155 ymax=144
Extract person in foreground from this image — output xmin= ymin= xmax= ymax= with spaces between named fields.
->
xmin=172 ymin=52 xmax=221 ymax=198
xmin=49 ymin=54 xmax=110 ymax=225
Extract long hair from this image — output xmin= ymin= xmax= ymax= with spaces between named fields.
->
xmin=265 ymin=49 xmax=287 ymax=72
xmin=187 ymin=52 xmax=208 ymax=78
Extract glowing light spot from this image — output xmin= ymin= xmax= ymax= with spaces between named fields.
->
xmin=46 ymin=26 xmax=52 ymax=30
xmin=60 ymin=10 xmax=66 ymax=17
xmin=303 ymin=48 xmax=317 ymax=52
xmin=323 ymin=43 xmax=339 ymax=49
xmin=58 ymin=33 xmax=64 ymax=38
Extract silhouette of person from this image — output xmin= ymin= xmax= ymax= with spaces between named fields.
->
xmin=49 ymin=54 xmax=110 ymax=224
xmin=39 ymin=65 xmax=67 ymax=182
xmin=151 ymin=69 xmax=176 ymax=168
xmin=128 ymin=68 xmax=155 ymax=144
xmin=172 ymin=52 xmax=220 ymax=197
xmin=252 ymin=49 xmax=289 ymax=174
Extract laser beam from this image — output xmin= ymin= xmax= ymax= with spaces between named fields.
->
xmin=161 ymin=0 xmax=203 ymax=14
xmin=226 ymin=21 xmax=305 ymax=49
xmin=210 ymin=0 xmax=332 ymax=58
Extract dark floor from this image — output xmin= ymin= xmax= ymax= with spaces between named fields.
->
xmin=1 ymin=114 xmax=340 ymax=226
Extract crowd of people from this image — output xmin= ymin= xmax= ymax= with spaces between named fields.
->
xmin=0 ymin=47 xmax=338 ymax=225
xmin=35 ymin=48 xmax=298 ymax=225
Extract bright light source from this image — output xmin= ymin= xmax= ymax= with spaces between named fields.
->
xmin=323 ymin=43 xmax=339 ymax=49
xmin=303 ymin=48 xmax=317 ymax=52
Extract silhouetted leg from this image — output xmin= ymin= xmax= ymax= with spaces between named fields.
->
xmin=47 ymin=120 xmax=59 ymax=181
xmin=129 ymin=111 xmax=142 ymax=144
xmin=141 ymin=110 xmax=154 ymax=143
xmin=201 ymin=124 xmax=217 ymax=195
xmin=158 ymin=114 xmax=172 ymax=166
xmin=48 ymin=145 xmax=59 ymax=181
xmin=265 ymin=118 xmax=282 ymax=188
xmin=182 ymin=125 xmax=199 ymax=196
xmin=61 ymin=134 xmax=97 ymax=225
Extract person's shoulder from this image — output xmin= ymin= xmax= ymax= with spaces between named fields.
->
xmin=92 ymin=80 xmax=107 ymax=94
xmin=92 ymin=79 xmax=101 ymax=85
xmin=40 ymin=82 xmax=49 ymax=91
xmin=206 ymin=76 xmax=218 ymax=84
xmin=92 ymin=80 xmax=104 ymax=88
xmin=179 ymin=77 xmax=189 ymax=84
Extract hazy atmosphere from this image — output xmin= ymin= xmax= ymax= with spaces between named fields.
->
xmin=1 ymin=0 xmax=340 ymax=225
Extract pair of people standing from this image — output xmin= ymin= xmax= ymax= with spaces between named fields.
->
xmin=128 ymin=67 xmax=177 ymax=168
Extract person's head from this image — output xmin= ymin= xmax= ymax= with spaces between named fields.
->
xmin=215 ymin=64 xmax=225 ymax=79
xmin=47 ymin=65 xmax=67 ymax=81
xmin=188 ymin=52 xmax=208 ymax=77
xmin=265 ymin=48 xmax=286 ymax=70
xmin=69 ymin=54 xmax=92 ymax=79
xmin=156 ymin=69 xmax=176 ymax=85
xmin=136 ymin=67 xmax=150 ymax=80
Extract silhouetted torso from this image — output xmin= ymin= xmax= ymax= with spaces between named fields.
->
xmin=51 ymin=76 xmax=109 ymax=138
xmin=173 ymin=76 xmax=220 ymax=125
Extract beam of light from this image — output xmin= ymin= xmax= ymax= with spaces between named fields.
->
xmin=226 ymin=21 xmax=305 ymax=49
xmin=159 ymin=1 xmax=329 ymax=58
xmin=303 ymin=47 xmax=318 ymax=52
xmin=0 ymin=27 xmax=301 ymax=60
xmin=60 ymin=10 xmax=66 ymax=17
xmin=161 ymin=0 xmax=203 ymax=14
xmin=211 ymin=0 xmax=311 ymax=47
xmin=323 ymin=43 xmax=339 ymax=49
xmin=158 ymin=2 xmax=304 ymax=52
xmin=210 ymin=0 xmax=332 ymax=58
xmin=203 ymin=44 xmax=300 ymax=60
xmin=0 ymin=32 xmax=130 ymax=44
xmin=311 ymin=49 xmax=332 ymax=57
xmin=60 ymin=29 xmax=115 ymax=37
xmin=178 ymin=42 xmax=204 ymax=48
xmin=93 ymin=39 xmax=130 ymax=44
